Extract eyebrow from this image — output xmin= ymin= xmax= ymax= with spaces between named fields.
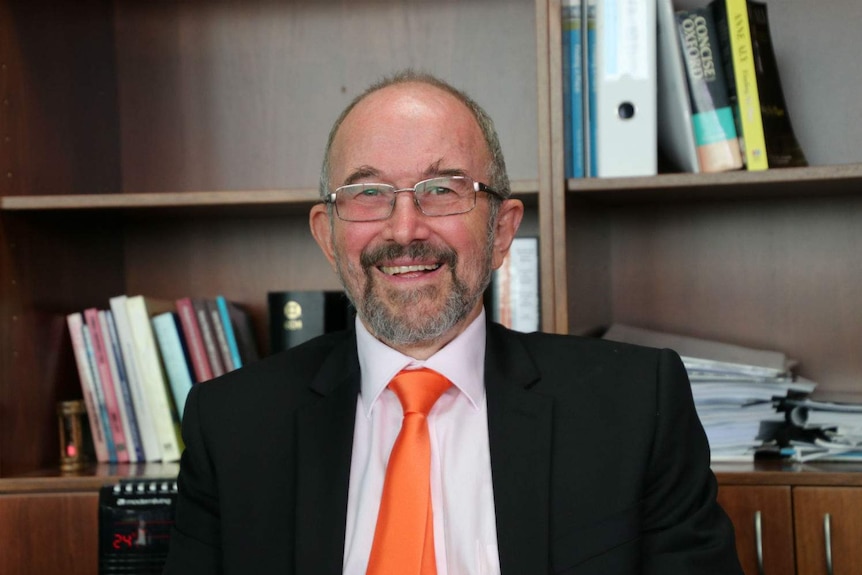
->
xmin=342 ymin=160 xmax=468 ymax=186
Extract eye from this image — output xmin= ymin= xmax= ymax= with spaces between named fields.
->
xmin=426 ymin=185 xmax=456 ymax=196
xmin=358 ymin=186 xmax=385 ymax=198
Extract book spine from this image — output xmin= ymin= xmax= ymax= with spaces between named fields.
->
xmin=584 ymin=0 xmax=597 ymax=177
xmin=193 ymin=298 xmax=225 ymax=378
xmin=152 ymin=312 xmax=195 ymax=422
xmin=67 ymin=313 xmax=110 ymax=463
xmin=746 ymin=0 xmax=807 ymax=168
xmin=713 ymin=0 xmax=767 ymax=170
xmin=109 ymin=295 xmax=161 ymax=461
xmin=175 ymin=297 xmax=214 ymax=382
xmin=126 ymin=296 xmax=183 ymax=462
xmin=562 ymin=0 xmax=585 ymax=178
xmin=216 ymin=295 xmax=243 ymax=369
xmin=82 ymin=323 xmax=117 ymax=461
xmin=207 ymin=299 xmax=235 ymax=372
xmin=101 ymin=310 xmax=144 ymax=463
xmin=676 ymin=7 xmax=743 ymax=173
xmin=84 ymin=308 xmax=130 ymax=462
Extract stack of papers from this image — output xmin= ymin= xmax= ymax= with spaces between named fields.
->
xmin=602 ymin=324 xmax=815 ymax=461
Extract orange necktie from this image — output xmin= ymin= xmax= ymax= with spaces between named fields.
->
xmin=366 ymin=368 xmax=452 ymax=575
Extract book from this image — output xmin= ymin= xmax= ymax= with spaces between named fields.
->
xmin=712 ymin=0 xmax=768 ymax=171
xmin=152 ymin=312 xmax=195 ymax=422
xmin=676 ymin=7 xmax=744 ymax=173
xmin=109 ymin=294 xmax=162 ymax=462
xmin=206 ymin=298 xmax=235 ymax=373
xmin=562 ymin=0 xmax=585 ymax=178
xmin=67 ymin=312 xmax=110 ymax=463
xmin=216 ymin=295 xmax=259 ymax=369
xmin=175 ymin=296 xmax=214 ymax=383
xmin=491 ymin=237 xmax=540 ymax=333
xmin=584 ymin=0 xmax=597 ymax=176
xmin=192 ymin=297 xmax=226 ymax=378
xmin=84 ymin=308 xmax=130 ymax=463
xmin=102 ymin=310 xmax=146 ymax=463
xmin=656 ymin=0 xmax=700 ymax=173
xmin=268 ymin=291 xmax=353 ymax=352
xmin=82 ymin=322 xmax=118 ymax=462
xmin=125 ymin=295 xmax=183 ymax=462
xmin=746 ymin=0 xmax=807 ymax=168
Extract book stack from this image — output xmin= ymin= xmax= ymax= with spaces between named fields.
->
xmin=66 ymin=295 xmax=259 ymax=463
xmin=564 ymin=0 xmax=806 ymax=176
xmin=602 ymin=323 xmax=816 ymax=461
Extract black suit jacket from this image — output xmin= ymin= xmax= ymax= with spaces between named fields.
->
xmin=164 ymin=322 xmax=743 ymax=575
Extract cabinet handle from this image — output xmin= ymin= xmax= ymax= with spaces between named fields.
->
xmin=823 ymin=513 xmax=833 ymax=575
xmin=754 ymin=510 xmax=765 ymax=575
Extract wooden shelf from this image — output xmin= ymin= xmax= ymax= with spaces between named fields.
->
xmin=565 ymin=163 xmax=862 ymax=203
xmin=0 ymin=462 xmax=180 ymax=494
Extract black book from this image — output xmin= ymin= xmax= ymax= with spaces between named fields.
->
xmin=746 ymin=0 xmax=807 ymax=168
xmin=268 ymin=291 xmax=353 ymax=353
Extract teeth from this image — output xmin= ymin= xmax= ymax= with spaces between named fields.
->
xmin=380 ymin=264 xmax=441 ymax=275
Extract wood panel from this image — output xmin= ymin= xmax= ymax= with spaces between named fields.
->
xmin=794 ymin=487 xmax=862 ymax=575
xmin=0 ymin=492 xmax=99 ymax=575
xmin=717 ymin=485 xmax=795 ymax=575
xmin=112 ymin=0 xmax=539 ymax=193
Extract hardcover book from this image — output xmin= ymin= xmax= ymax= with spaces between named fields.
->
xmin=676 ymin=7 xmax=743 ymax=172
xmin=746 ymin=0 xmax=807 ymax=167
xmin=268 ymin=291 xmax=353 ymax=353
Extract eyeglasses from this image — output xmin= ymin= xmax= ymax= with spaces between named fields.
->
xmin=323 ymin=175 xmax=501 ymax=222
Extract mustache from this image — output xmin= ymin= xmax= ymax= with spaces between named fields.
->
xmin=360 ymin=242 xmax=458 ymax=269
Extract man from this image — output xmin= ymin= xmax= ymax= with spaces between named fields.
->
xmin=164 ymin=70 xmax=743 ymax=574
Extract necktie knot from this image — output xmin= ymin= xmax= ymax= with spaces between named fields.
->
xmin=389 ymin=368 xmax=452 ymax=416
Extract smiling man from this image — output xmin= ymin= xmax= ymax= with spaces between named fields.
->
xmin=164 ymin=71 xmax=743 ymax=575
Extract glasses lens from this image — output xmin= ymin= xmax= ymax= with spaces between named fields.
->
xmin=335 ymin=184 xmax=395 ymax=221
xmin=415 ymin=176 xmax=475 ymax=216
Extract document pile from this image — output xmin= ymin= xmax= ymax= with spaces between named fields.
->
xmin=602 ymin=324 xmax=815 ymax=461
xmin=775 ymin=397 xmax=862 ymax=462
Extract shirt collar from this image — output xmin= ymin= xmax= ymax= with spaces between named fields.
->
xmin=355 ymin=309 xmax=487 ymax=417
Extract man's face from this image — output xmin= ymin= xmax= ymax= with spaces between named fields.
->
xmin=310 ymin=83 xmax=522 ymax=353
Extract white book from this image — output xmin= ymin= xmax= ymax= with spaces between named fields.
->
xmin=125 ymin=295 xmax=183 ymax=462
xmin=66 ymin=312 xmax=110 ymax=463
xmin=110 ymin=294 xmax=162 ymax=461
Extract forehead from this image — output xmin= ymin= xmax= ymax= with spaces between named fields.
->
xmin=329 ymin=82 xmax=490 ymax=182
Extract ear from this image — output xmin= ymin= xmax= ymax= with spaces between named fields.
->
xmin=491 ymin=198 xmax=525 ymax=270
xmin=309 ymin=203 xmax=338 ymax=269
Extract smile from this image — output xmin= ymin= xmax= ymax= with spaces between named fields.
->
xmin=379 ymin=263 xmax=442 ymax=275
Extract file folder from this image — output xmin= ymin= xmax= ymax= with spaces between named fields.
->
xmin=593 ymin=0 xmax=657 ymax=177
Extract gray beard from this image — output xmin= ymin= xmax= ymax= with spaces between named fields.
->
xmin=336 ymin=242 xmax=492 ymax=347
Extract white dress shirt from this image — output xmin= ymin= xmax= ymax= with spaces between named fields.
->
xmin=342 ymin=310 xmax=500 ymax=575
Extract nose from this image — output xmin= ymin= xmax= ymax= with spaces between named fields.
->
xmin=386 ymin=189 xmax=430 ymax=244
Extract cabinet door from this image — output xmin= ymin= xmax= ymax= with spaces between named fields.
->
xmin=794 ymin=487 xmax=862 ymax=575
xmin=717 ymin=485 xmax=795 ymax=575
xmin=0 ymin=492 xmax=98 ymax=575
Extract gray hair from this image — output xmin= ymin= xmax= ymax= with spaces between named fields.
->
xmin=319 ymin=70 xmax=511 ymax=203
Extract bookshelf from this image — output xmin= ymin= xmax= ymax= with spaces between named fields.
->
xmin=2 ymin=0 xmax=862 ymax=573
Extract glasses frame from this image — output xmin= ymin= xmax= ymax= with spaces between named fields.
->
xmin=323 ymin=175 xmax=501 ymax=222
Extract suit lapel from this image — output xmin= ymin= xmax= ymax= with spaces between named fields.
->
xmin=485 ymin=323 xmax=553 ymax=574
xmin=294 ymin=334 xmax=360 ymax=575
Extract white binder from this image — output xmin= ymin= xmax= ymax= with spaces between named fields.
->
xmin=593 ymin=0 xmax=657 ymax=177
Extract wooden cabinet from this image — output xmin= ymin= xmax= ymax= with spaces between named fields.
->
xmin=716 ymin=463 xmax=862 ymax=575
xmin=717 ymin=484 xmax=795 ymax=575
xmin=3 ymin=0 xmax=862 ymax=569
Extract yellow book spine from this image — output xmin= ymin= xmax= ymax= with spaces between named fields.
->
xmin=726 ymin=0 xmax=767 ymax=170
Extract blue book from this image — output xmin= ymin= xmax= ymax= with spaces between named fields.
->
xmin=562 ymin=0 xmax=584 ymax=178
xmin=151 ymin=312 xmax=195 ymax=422
xmin=216 ymin=295 xmax=243 ymax=370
